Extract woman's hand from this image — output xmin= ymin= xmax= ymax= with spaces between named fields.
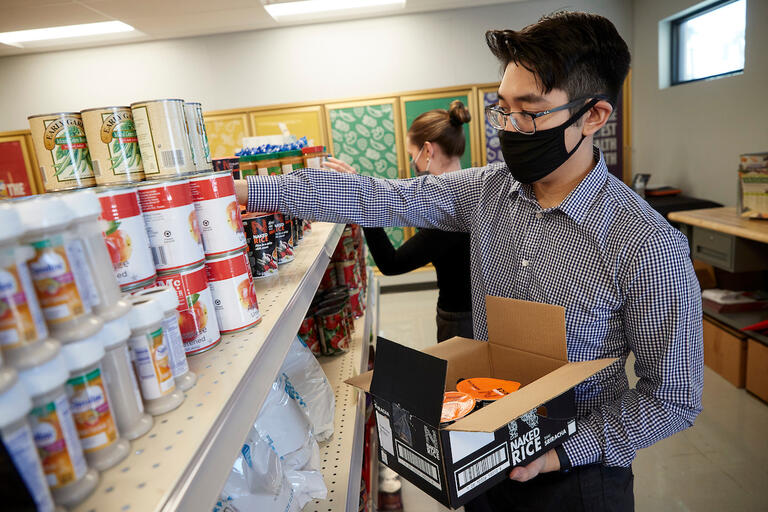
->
xmin=324 ymin=157 xmax=358 ymax=174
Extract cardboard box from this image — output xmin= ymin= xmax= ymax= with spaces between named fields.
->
xmin=346 ymin=297 xmax=615 ymax=509
xmin=703 ymin=316 xmax=747 ymax=388
xmin=746 ymin=338 xmax=768 ymax=403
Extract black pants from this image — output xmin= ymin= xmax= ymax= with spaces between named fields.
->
xmin=464 ymin=465 xmax=634 ymax=512
xmin=436 ymin=306 xmax=474 ymax=343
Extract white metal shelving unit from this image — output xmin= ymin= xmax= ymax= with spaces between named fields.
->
xmin=74 ymin=222 xmax=344 ymax=512
xmin=305 ymin=272 xmax=378 ymax=512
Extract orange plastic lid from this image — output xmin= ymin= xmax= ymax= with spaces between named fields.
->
xmin=441 ymin=391 xmax=476 ymax=424
xmin=457 ymin=378 xmax=521 ymax=401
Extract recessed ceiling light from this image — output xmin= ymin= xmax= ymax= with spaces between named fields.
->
xmin=264 ymin=0 xmax=406 ymax=21
xmin=0 ymin=21 xmax=134 ymax=47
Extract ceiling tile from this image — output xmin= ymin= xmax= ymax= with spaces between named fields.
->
xmin=0 ymin=3 xmax=108 ymax=32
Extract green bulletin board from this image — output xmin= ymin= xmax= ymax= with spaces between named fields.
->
xmin=326 ymin=100 xmax=407 ymax=267
xmin=401 ymin=92 xmax=476 ymax=174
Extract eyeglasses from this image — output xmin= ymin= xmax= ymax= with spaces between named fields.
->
xmin=485 ymin=96 xmax=608 ymax=134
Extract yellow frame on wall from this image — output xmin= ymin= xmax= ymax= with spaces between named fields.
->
xmin=249 ymin=105 xmax=327 ymax=147
xmin=202 ymin=112 xmax=251 ymax=159
xmin=0 ymin=130 xmax=42 ymax=196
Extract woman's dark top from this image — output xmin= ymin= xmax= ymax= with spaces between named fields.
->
xmin=363 ymin=227 xmax=472 ymax=313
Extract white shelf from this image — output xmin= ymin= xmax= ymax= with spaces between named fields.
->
xmin=75 ymin=222 xmax=344 ymax=512
xmin=305 ymin=272 xmax=377 ymax=512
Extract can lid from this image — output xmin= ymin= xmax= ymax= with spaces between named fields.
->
xmin=0 ymin=204 xmax=23 ymax=242
xmin=126 ymin=298 xmax=164 ymax=330
xmin=18 ymin=348 xmax=68 ymax=397
xmin=58 ymin=189 xmax=101 ymax=220
xmin=0 ymin=370 xmax=32 ymax=428
xmin=130 ymin=286 xmax=177 ymax=314
xmin=184 ymin=101 xmax=202 ymax=107
xmin=102 ymin=311 xmax=131 ymax=350
xmin=16 ymin=196 xmax=73 ymax=233
xmin=61 ymin=330 xmax=105 ymax=372
xmin=301 ymin=146 xmax=325 ymax=155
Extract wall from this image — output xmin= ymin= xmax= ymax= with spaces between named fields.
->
xmin=0 ymin=0 xmax=631 ymax=132
xmin=632 ymin=0 xmax=768 ymax=206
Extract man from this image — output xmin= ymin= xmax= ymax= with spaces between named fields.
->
xmin=236 ymin=11 xmax=703 ymax=511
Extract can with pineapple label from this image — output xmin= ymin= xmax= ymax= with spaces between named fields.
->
xmin=81 ymin=106 xmax=145 ymax=185
xmin=28 ymin=112 xmax=96 ymax=192
xmin=130 ymin=99 xmax=196 ymax=178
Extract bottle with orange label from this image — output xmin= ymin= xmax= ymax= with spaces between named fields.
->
xmin=126 ymin=298 xmax=184 ymax=415
xmin=59 ymin=190 xmax=132 ymax=322
xmin=0 ymin=204 xmax=60 ymax=368
xmin=16 ymin=196 xmax=102 ymax=343
xmin=61 ymin=326 xmax=130 ymax=471
xmin=17 ymin=347 xmax=99 ymax=508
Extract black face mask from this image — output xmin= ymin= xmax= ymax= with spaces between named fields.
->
xmin=498 ymin=98 xmax=599 ymax=184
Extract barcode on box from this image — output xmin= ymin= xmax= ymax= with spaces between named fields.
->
xmin=455 ymin=445 xmax=510 ymax=497
xmin=395 ymin=440 xmax=441 ymax=489
xmin=151 ymin=246 xmax=167 ymax=267
xmin=161 ymin=149 xmax=185 ymax=168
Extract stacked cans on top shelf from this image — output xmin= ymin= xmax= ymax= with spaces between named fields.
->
xmin=0 ymin=192 xmax=202 ymax=510
xmin=298 ymin=225 xmax=367 ymax=356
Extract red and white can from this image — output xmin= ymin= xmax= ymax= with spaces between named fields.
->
xmin=189 ymin=171 xmax=247 ymax=257
xmin=97 ymin=185 xmax=156 ymax=291
xmin=137 ymin=178 xmax=205 ymax=272
xmin=205 ymin=250 xmax=261 ymax=333
xmin=155 ymin=264 xmax=221 ymax=355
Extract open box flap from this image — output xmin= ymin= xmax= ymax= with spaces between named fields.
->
xmin=485 ymin=296 xmax=567 ymax=362
xmin=445 ymin=358 xmax=616 ymax=432
xmin=368 ymin=337 xmax=447 ymax=427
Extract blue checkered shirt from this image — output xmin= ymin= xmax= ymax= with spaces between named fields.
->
xmin=247 ymin=148 xmax=704 ymax=468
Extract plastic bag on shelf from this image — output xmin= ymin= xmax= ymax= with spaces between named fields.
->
xmin=224 ymin=428 xmax=283 ymax=499
xmin=280 ymin=336 xmax=336 ymax=442
xmin=254 ymin=373 xmax=321 ymax=471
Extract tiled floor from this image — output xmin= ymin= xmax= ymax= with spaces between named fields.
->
xmin=377 ymin=287 xmax=768 ymax=512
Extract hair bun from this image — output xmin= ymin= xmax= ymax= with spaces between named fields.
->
xmin=448 ymin=100 xmax=471 ymax=127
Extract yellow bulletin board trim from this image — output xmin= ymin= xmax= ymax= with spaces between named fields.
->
xmin=0 ymin=132 xmax=42 ymax=196
xmin=323 ymin=97 xmax=407 ymax=179
xmin=249 ymin=105 xmax=327 ymax=147
xmin=398 ymin=89 xmax=481 ymax=169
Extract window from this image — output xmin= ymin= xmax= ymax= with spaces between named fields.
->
xmin=671 ymin=0 xmax=746 ymax=85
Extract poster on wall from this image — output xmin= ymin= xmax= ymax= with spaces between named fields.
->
xmin=0 ymin=140 xmax=35 ymax=198
xmin=480 ymin=89 xmax=504 ymax=166
xmin=326 ymin=99 xmax=407 ymax=267
xmin=203 ymin=113 xmax=250 ymax=159
xmin=592 ymin=90 xmax=624 ymax=181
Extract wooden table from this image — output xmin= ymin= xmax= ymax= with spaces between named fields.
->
xmin=668 ymin=207 xmax=768 ymax=244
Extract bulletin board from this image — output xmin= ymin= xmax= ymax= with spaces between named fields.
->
xmin=399 ymin=90 xmax=479 ymax=174
xmin=203 ymin=113 xmax=251 ymax=159
xmin=477 ymin=84 xmax=504 ymax=166
xmin=249 ymin=106 xmax=326 ymax=147
xmin=0 ymin=133 xmax=39 ymax=198
xmin=325 ymin=98 xmax=408 ymax=266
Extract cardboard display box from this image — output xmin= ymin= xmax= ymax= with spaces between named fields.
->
xmin=347 ymin=297 xmax=615 ymax=509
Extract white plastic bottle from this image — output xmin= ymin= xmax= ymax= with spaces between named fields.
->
xmin=59 ymin=190 xmax=132 ymax=322
xmin=61 ymin=327 xmax=131 ymax=471
xmin=16 ymin=196 xmax=102 ymax=343
xmin=131 ymin=286 xmax=197 ymax=391
xmin=100 ymin=313 xmax=153 ymax=440
xmin=17 ymin=348 xmax=99 ymax=508
xmin=0 ymin=204 xmax=59 ymax=368
xmin=126 ymin=298 xmax=184 ymax=415
xmin=0 ymin=366 xmax=56 ymax=512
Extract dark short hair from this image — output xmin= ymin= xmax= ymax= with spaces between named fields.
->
xmin=486 ymin=11 xmax=630 ymax=107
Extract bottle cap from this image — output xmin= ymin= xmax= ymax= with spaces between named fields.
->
xmin=16 ymin=196 xmax=73 ymax=234
xmin=61 ymin=328 xmax=106 ymax=372
xmin=0 ymin=369 xmax=32 ymax=429
xmin=126 ymin=298 xmax=163 ymax=331
xmin=130 ymin=286 xmax=178 ymax=314
xmin=102 ymin=312 xmax=131 ymax=350
xmin=58 ymin=189 xmax=101 ymax=220
xmin=18 ymin=348 xmax=68 ymax=398
xmin=0 ymin=204 xmax=23 ymax=243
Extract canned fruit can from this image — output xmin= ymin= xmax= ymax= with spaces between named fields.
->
xmin=335 ymin=259 xmax=361 ymax=290
xmin=0 ymin=257 xmax=49 ymax=350
xmin=318 ymin=264 xmax=337 ymax=292
xmin=81 ymin=107 xmax=145 ymax=185
xmin=205 ymin=250 xmax=261 ymax=333
xmin=242 ymin=213 xmax=278 ymax=277
xmin=27 ymin=236 xmax=90 ymax=325
xmin=316 ymin=304 xmax=350 ymax=355
xmin=298 ymin=316 xmax=321 ymax=356
xmin=349 ymin=288 xmax=365 ymax=318
xmin=97 ymin=187 xmax=156 ymax=290
xmin=28 ymin=112 xmax=96 ymax=192
xmin=128 ymin=326 xmax=175 ymax=399
xmin=137 ymin=179 xmax=205 ymax=272
xmin=183 ymin=102 xmax=213 ymax=173
xmin=189 ymin=172 xmax=247 ymax=257
xmin=273 ymin=213 xmax=294 ymax=264
xmin=130 ymin=99 xmax=196 ymax=178
xmin=155 ymin=264 xmax=221 ymax=355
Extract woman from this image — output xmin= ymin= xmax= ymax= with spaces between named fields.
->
xmin=325 ymin=100 xmax=473 ymax=342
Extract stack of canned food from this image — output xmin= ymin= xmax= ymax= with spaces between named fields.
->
xmin=0 ymin=194 xmax=204 ymax=509
xmin=298 ymin=224 xmax=367 ymax=356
